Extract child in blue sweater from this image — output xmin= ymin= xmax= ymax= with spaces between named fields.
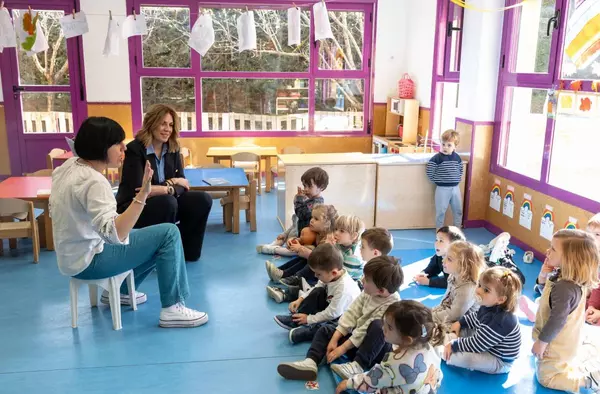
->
xmin=414 ymin=226 xmax=466 ymax=289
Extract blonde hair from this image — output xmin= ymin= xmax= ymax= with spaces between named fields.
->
xmin=588 ymin=213 xmax=600 ymax=229
xmin=311 ymin=204 xmax=338 ymax=238
xmin=441 ymin=129 xmax=460 ymax=146
xmin=136 ymin=104 xmax=180 ymax=153
xmin=335 ymin=215 xmax=365 ymax=244
xmin=480 ymin=267 xmax=522 ymax=313
xmin=553 ymin=229 xmax=599 ymax=290
xmin=447 ymin=241 xmax=486 ymax=283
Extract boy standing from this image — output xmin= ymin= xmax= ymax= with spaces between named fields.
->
xmin=426 ymin=129 xmax=464 ymax=229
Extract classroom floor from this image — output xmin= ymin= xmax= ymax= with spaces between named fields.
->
xmin=0 ymin=190 xmax=581 ymax=394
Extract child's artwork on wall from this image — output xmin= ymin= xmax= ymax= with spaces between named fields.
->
xmin=540 ymin=205 xmax=555 ymax=241
xmin=576 ymin=93 xmax=598 ymax=116
xmin=503 ymin=186 xmax=515 ymax=218
xmin=489 ymin=181 xmax=502 ymax=212
xmin=13 ymin=9 xmax=48 ymax=56
xmin=558 ymin=92 xmax=576 ymax=114
xmin=519 ymin=193 xmax=533 ymax=230
xmin=564 ymin=216 xmax=579 ymax=229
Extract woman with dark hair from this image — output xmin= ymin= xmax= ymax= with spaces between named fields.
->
xmin=116 ymin=104 xmax=212 ymax=262
xmin=50 ymin=117 xmax=208 ymax=328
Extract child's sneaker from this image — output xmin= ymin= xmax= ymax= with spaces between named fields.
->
xmin=266 ymin=261 xmax=283 ymax=281
xmin=101 ymin=290 xmax=147 ymax=306
xmin=277 ymin=358 xmax=318 ymax=381
xmin=280 ymin=276 xmax=302 ymax=287
xmin=330 ymin=361 xmax=364 ymax=379
xmin=274 ymin=314 xmax=298 ymax=330
xmin=159 ymin=303 xmax=208 ymax=328
xmin=289 ymin=326 xmax=314 ymax=344
xmin=267 ymin=286 xmax=287 ymax=303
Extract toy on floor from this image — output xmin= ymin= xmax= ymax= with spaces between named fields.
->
xmin=479 ymin=232 xmax=526 ymax=285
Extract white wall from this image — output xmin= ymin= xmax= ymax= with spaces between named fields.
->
xmin=80 ymin=0 xmax=131 ymax=102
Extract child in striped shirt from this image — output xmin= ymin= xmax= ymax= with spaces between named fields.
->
xmin=426 ymin=129 xmax=464 ymax=229
xmin=333 ymin=215 xmax=366 ymax=281
xmin=443 ymin=267 xmax=522 ymax=374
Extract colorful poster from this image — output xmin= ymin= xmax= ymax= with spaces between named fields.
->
xmin=489 ymin=181 xmax=502 ymax=212
xmin=540 ymin=205 xmax=555 ymax=240
xmin=503 ymin=186 xmax=515 ymax=218
xmin=519 ymin=193 xmax=533 ymax=230
xmin=564 ymin=216 xmax=579 ymax=229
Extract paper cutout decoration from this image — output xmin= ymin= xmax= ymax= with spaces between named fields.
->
xmin=59 ymin=11 xmax=89 ymax=39
xmin=570 ymin=80 xmax=583 ymax=91
xmin=287 ymin=7 xmax=301 ymax=46
xmin=13 ymin=9 xmax=49 ymax=56
xmin=188 ymin=12 xmax=215 ymax=56
xmin=503 ymin=186 xmax=515 ymax=218
xmin=122 ymin=13 xmax=147 ymax=38
xmin=489 ymin=182 xmax=501 ymax=212
xmin=593 ymin=81 xmax=600 ymax=92
xmin=540 ymin=205 xmax=555 ymax=241
xmin=564 ymin=216 xmax=579 ymax=229
xmin=313 ymin=1 xmax=333 ymax=41
xmin=558 ymin=92 xmax=575 ymax=114
xmin=576 ymin=94 xmax=597 ymax=116
xmin=237 ymin=11 xmax=256 ymax=52
xmin=519 ymin=194 xmax=533 ymax=230
xmin=103 ymin=17 xmax=120 ymax=56
xmin=0 ymin=8 xmax=17 ymax=52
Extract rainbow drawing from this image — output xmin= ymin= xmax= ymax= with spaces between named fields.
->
xmin=491 ymin=184 xmax=501 ymax=195
xmin=542 ymin=209 xmax=554 ymax=222
xmin=564 ymin=221 xmax=579 ymax=229
xmin=504 ymin=191 xmax=514 ymax=201
xmin=521 ymin=199 xmax=533 ymax=213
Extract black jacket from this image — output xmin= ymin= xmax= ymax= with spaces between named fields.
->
xmin=423 ymin=254 xmax=449 ymax=289
xmin=116 ymin=138 xmax=186 ymax=213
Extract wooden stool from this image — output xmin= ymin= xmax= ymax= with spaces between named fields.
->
xmin=220 ymin=180 xmax=257 ymax=232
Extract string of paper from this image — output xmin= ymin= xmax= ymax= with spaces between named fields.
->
xmin=13 ymin=9 xmax=48 ymax=56
xmin=450 ymin=0 xmax=531 ymax=13
xmin=313 ymin=0 xmax=333 ymax=41
xmin=287 ymin=6 xmax=301 ymax=46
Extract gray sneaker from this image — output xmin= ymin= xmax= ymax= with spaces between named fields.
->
xmin=266 ymin=286 xmax=287 ymax=303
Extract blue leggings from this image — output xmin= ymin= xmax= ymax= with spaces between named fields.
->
xmin=74 ymin=223 xmax=189 ymax=308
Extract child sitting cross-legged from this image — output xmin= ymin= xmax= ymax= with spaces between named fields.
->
xmin=276 ymin=256 xmax=403 ymax=382
xmin=335 ymin=300 xmax=445 ymax=394
xmin=443 ymin=267 xmax=522 ymax=374
xmin=414 ymin=226 xmax=466 ymax=289
xmin=272 ymin=243 xmax=361 ymax=344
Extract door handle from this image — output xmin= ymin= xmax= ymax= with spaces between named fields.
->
xmin=12 ymin=86 xmax=25 ymax=93
xmin=546 ymin=9 xmax=561 ymax=37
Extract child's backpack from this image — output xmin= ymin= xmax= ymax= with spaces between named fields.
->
xmin=480 ymin=232 xmax=526 ymax=285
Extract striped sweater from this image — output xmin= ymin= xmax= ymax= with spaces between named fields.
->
xmin=338 ymin=243 xmax=364 ymax=280
xmin=451 ymin=305 xmax=521 ymax=362
xmin=426 ymin=152 xmax=463 ymax=187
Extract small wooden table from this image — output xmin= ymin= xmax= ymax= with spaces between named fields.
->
xmin=54 ymin=151 xmax=74 ymax=163
xmin=206 ymin=146 xmax=278 ymax=193
xmin=0 ymin=177 xmax=54 ymax=250
xmin=185 ymin=168 xmax=250 ymax=234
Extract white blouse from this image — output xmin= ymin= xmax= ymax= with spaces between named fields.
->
xmin=50 ymin=158 xmax=129 ymax=276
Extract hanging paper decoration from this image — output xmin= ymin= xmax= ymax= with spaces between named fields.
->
xmin=489 ymin=180 xmax=501 ymax=212
xmin=13 ymin=9 xmax=48 ymax=56
xmin=59 ymin=11 xmax=89 ymax=39
xmin=188 ymin=12 xmax=214 ymax=56
xmin=540 ymin=205 xmax=555 ymax=241
xmin=450 ymin=0 xmax=531 ymax=13
xmin=313 ymin=1 xmax=333 ymax=41
xmin=237 ymin=10 xmax=256 ymax=52
xmin=287 ymin=6 xmax=301 ymax=46
xmin=0 ymin=7 xmax=17 ymax=52
xmin=519 ymin=193 xmax=533 ymax=230
xmin=502 ymin=186 xmax=515 ymax=218
xmin=564 ymin=217 xmax=579 ymax=229
xmin=122 ymin=12 xmax=147 ymax=38
xmin=103 ymin=14 xmax=120 ymax=57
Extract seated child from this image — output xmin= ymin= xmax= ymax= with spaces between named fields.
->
xmin=414 ymin=226 xmax=466 ymax=288
xmin=257 ymin=167 xmax=328 ymax=256
xmin=332 ymin=215 xmax=366 ymax=281
xmin=584 ymin=214 xmax=600 ymax=325
xmin=359 ymin=227 xmax=394 ymax=263
xmin=335 ymin=300 xmax=444 ymax=394
xmin=432 ymin=241 xmax=486 ymax=324
xmin=443 ymin=267 xmax=522 ymax=374
xmin=272 ymin=243 xmax=361 ymax=344
xmin=276 ymin=256 xmax=403 ymax=381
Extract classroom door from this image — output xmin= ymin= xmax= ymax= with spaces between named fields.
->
xmin=0 ymin=1 xmax=86 ymax=175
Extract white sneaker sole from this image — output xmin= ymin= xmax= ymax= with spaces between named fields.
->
xmin=101 ymin=293 xmax=148 ymax=306
xmin=277 ymin=363 xmax=317 ymax=381
xmin=266 ymin=286 xmax=285 ymax=303
xmin=159 ymin=313 xmax=209 ymax=328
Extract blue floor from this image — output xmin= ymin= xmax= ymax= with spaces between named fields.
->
xmin=0 ymin=191 xmax=563 ymax=393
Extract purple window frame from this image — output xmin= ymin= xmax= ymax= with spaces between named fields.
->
xmin=491 ymin=0 xmax=600 ymax=213
xmin=126 ymin=0 xmax=376 ymax=137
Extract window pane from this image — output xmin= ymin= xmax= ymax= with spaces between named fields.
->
xmin=448 ymin=6 xmax=463 ymax=73
xmin=141 ymin=78 xmax=196 ymax=131
xmin=561 ymin=0 xmax=600 ymax=80
xmin=201 ymin=9 xmax=310 ymax=72
xmin=549 ymin=93 xmax=600 ymax=202
xmin=142 ymin=6 xmax=191 ymax=68
xmin=513 ymin=0 xmax=556 ymax=74
xmin=14 ymin=10 xmax=69 ymax=85
xmin=202 ymin=79 xmax=309 ymax=131
xmin=318 ymin=11 xmax=364 ymax=70
xmin=501 ymin=87 xmax=548 ymax=179
xmin=21 ymin=93 xmax=72 ymax=134
xmin=315 ymin=79 xmax=364 ymax=131
xmin=440 ymin=82 xmax=459 ymax=137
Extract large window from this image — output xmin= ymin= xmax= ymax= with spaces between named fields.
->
xmin=493 ymin=0 xmax=600 ymax=210
xmin=128 ymin=1 xmax=374 ymax=135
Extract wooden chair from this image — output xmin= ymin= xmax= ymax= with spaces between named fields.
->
xmin=231 ymin=152 xmax=262 ymax=195
xmin=180 ymin=147 xmax=194 ymax=168
xmin=271 ymin=147 xmax=305 ymax=188
xmin=0 ymin=198 xmax=40 ymax=263
xmin=220 ymin=179 xmax=257 ymax=232
xmin=24 ymin=169 xmax=53 ymax=177
xmin=47 ymin=148 xmax=67 ymax=170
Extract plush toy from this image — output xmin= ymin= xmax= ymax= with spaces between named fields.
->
xmin=297 ymin=227 xmax=317 ymax=246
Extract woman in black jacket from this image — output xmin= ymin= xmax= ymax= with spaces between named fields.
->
xmin=116 ymin=104 xmax=212 ymax=261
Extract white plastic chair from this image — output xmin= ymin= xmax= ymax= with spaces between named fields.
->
xmin=69 ymin=270 xmax=137 ymax=331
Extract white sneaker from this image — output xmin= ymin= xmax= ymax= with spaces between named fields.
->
xmin=265 ymin=261 xmax=283 ymax=281
xmin=101 ymin=290 xmax=147 ymax=306
xmin=277 ymin=358 xmax=318 ymax=381
xmin=330 ymin=361 xmax=364 ymax=380
xmin=159 ymin=303 xmax=209 ymax=328
xmin=266 ymin=286 xmax=286 ymax=303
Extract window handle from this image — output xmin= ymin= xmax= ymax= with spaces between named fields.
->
xmin=546 ymin=9 xmax=561 ymax=37
xmin=446 ymin=21 xmax=461 ymax=37
xmin=12 ymin=86 xmax=25 ymax=93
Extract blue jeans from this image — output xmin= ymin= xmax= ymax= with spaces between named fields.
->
xmin=435 ymin=185 xmax=463 ymax=228
xmin=74 ymin=223 xmax=190 ymax=308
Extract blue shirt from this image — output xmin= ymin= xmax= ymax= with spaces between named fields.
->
xmin=426 ymin=152 xmax=463 ymax=187
xmin=146 ymin=144 xmax=168 ymax=183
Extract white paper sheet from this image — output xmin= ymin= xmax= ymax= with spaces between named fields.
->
xmin=59 ymin=11 xmax=89 ymax=39
xmin=188 ymin=13 xmax=214 ymax=56
xmin=237 ymin=11 xmax=256 ymax=52
xmin=103 ymin=17 xmax=120 ymax=56
xmin=13 ymin=9 xmax=48 ymax=56
xmin=287 ymin=7 xmax=301 ymax=46
xmin=0 ymin=8 xmax=17 ymax=52
xmin=122 ymin=14 xmax=147 ymax=38
xmin=313 ymin=1 xmax=333 ymax=41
